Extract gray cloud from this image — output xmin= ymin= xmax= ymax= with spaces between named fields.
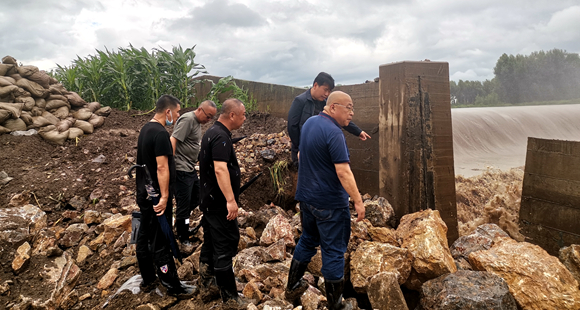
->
xmin=169 ymin=0 xmax=266 ymax=30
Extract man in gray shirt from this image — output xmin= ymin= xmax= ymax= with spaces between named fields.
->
xmin=171 ymin=100 xmax=217 ymax=244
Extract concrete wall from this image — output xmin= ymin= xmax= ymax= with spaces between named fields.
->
xmin=520 ymin=137 xmax=580 ymax=255
xmin=378 ymin=61 xmax=458 ymax=243
xmin=193 ymin=75 xmax=382 ymax=195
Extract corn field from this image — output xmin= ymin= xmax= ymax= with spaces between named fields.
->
xmin=50 ymin=44 xmax=206 ymax=111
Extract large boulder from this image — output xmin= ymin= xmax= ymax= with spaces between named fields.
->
xmin=396 ymin=209 xmax=456 ymax=290
xmin=364 ymin=197 xmax=395 ymax=227
xmin=0 ymin=204 xmax=47 ymax=245
xmin=450 ymin=224 xmax=511 ymax=271
xmin=367 ymin=272 xmax=408 ymax=310
xmin=469 ymin=238 xmax=580 ymax=309
xmin=559 ymin=244 xmax=580 ymax=285
xmin=368 ymin=226 xmax=399 ymax=246
xmin=350 ymin=241 xmax=413 ymax=293
xmin=260 ymin=214 xmax=295 ymax=248
xmin=419 ymin=270 xmax=517 ymax=310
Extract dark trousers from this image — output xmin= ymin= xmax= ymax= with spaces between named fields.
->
xmin=136 ymin=197 xmax=174 ymax=284
xmin=175 ymin=170 xmax=200 ymax=221
xmin=291 ymin=143 xmax=299 ymax=167
xmin=292 ymin=202 xmax=351 ymax=281
xmin=199 ymin=212 xmax=240 ymax=271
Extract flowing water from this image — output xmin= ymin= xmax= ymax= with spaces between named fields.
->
xmin=452 ymin=104 xmax=580 ymax=177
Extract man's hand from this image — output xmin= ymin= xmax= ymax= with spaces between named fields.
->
xmin=154 ymin=197 xmax=168 ymax=216
xmin=226 ymin=200 xmax=238 ymax=220
xmin=359 ymin=131 xmax=371 ymax=141
xmin=354 ymin=200 xmax=365 ymax=222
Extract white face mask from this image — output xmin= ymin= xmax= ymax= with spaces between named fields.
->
xmin=165 ymin=110 xmax=174 ymax=126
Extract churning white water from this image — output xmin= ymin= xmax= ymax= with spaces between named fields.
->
xmin=452 ymin=104 xmax=580 ymax=176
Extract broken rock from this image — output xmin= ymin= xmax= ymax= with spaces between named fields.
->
xmin=350 ymin=241 xmax=412 ymax=293
xmin=367 ymin=272 xmax=408 ymax=310
xmin=76 ymin=245 xmax=93 ymax=264
xmin=364 ymin=197 xmax=395 ymax=227
xmin=368 ymin=226 xmax=399 ymax=246
xmin=469 ymin=237 xmax=580 ymax=309
xmin=420 ymin=270 xmax=516 ymax=310
xmin=261 ymin=239 xmax=286 ymax=262
xmin=59 ymin=223 xmax=89 ymax=248
xmin=260 ymin=214 xmax=295 ymax=248
xmin=97 ymin=267 xmax=119 ymax=290
xmin=83 ymin=210 xmax=102 ymax=225
xmin=0 ymin=204 xmax=47 ymax=244
xmin=560 ymin=244 xmax=580 ymax=285
xmin=12 ymin=241 xmax=32 ymax=273
xmin=396 ymin=209 xmax=456 ymax=290
xmin=301 ymin=285 xmax=324 ymax=310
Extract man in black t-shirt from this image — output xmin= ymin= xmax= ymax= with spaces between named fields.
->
xmin=135 ymin=94 xmax=195 ymax=298
xmin=198 ymin=98 xmax=247 ymax=307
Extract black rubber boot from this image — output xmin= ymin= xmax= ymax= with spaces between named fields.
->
xmin=325 ymin=278 xmax=352 ymax=310
xmin=284 ymin=259 xmax=309 ymax=304
xmin=199 ymin=261 xmax=220 ymax=302
xmin=215 ymin=267 xmax=248 ymax=309
xmin=157 ymin=260 xmax=197 ymax=299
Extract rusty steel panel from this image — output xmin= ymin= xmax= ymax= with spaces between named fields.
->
xmin=379 ymin=61 xmax=458 ymax=243
xmin=520 ymin=137 xmax=580 ymax=255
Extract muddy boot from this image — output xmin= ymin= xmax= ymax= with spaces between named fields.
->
xmin=325 ymin=278 xmax=352 ymax=310
xmin=284 ymin=259 xmax=309 ymax=304
xmin=139 ymin=277 xmax=160 ymax=293
xmin=215 ymin=267 xmax=249 ymax=310
xmin=199 ymin=261 xmax=220 ymax=302
xmin=157 ymin=260 xmax=198 ymax=299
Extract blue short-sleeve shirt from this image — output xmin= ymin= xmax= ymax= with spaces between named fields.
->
xmin=295 ymin=113 xmax=350 ymax=209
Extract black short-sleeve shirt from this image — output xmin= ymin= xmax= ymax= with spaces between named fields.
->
xmin=136 ymin=122 xmax=176 ymax=204
xmin=199 ymin=121 xmax=241 ymax=214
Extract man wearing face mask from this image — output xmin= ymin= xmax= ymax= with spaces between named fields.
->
xmin=287 ymin=72 xmax=371 ymax=167
xmin=135 ymin=94 xmax=195 ymax=298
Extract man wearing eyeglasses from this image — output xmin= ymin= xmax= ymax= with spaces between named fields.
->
xmin=170 ymin=100 xmax=217 ymax=245
xmin=285 ymin=91 xmax=364 ymax=310
xmin=287 ymin=72 xmax=371 ymax=167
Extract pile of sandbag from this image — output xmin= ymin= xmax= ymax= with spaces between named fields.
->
xmin=0 ymin=55 xmax=112 ymax=144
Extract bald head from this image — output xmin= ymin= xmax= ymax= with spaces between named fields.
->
xmin=324 ymin=91 xmax=354 ymax=127
xmin=221 ymin=98 xmax=243 ymax=115
xmin=218 ymin=98 xmax=246 ymax=131
xmin=325 ymin=91 xmax=352 ymax=108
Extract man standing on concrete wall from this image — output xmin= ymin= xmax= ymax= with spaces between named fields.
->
xmin=170 ymin=100 xmax=217 ymax=245
xmin=198 ymin=98 xmax=248 ymax=307
xmin=287 ymin=72 xmax=371 ymax=166
xmin=285 ymin=91 xmax=365 ymax=310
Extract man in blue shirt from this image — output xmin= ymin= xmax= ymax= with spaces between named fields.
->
xmin=285 ymin=91 xmax=365 ymax=310
xmin=287 ymin=72 xmax=370 ymax=166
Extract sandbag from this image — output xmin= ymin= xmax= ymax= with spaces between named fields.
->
xmin=0 ymin=125 xmax=10 ymax=134
xmin=65 ymin=92 xmax=86 ymax=107
xmin=26 ymin=71 xmax=51 ymax=89
xmin=2 ymin=56 xmax=17 ymax=65
xmin=68 ymin=127 xmax=84 ymax=140
xmin=16 ymin=96 xmax=35 ymax=111
xmin=35 ymin=98 xmax=46 ymax=109
xmin=31 ymin=116 xmax=52 ymax=128
xmin=16 ymin=79 xmax=47 ymax=98
xmin=87 ymin=102 xmax=101 ymax=113
xmin=48 ymin=84 xmax=67 ymax=95
xmin=0 ymin=85 xmax=18 ymax=97
xmin=20 ymin=111 xmax=33 ymax=126
xmin=41 ymin=111 xmax=59 ymax=125
xmin=10 ymin=74 xmax=23 ymax=82
xmin=0 ymin=76 xmax=15 ymax=87
xmin=47 ymin=94 xmax=68 ymax=102
xmin=72 ymin=108 xmax=92 ymax=121
xmin=88 ymin=114 xmax=105 ymax=128
xmin=45 ymin=99 xmax=69 ymax=110
xmin=16 ymin=65 xmax=39 ymax=78
xmin=30 ymin=107 xmax=43 ymax=117
xmin=0 ymin=64 xmax=14 ymax=76
xmin=52 ymin=106 xmax=70 ymax=119
xmin=3 ymin=118 xmax=27 ymax=131
xmin=48 ymin=76 xmax=59 ymax=85
xmin=12 ymin=87 xmax=30 ymax=98
xmin=39 ymin=127 xmax=69 ymax=145
xmin=56 ymin=118 xmax=74 ymax=132
xmin=0 ymin=110 xmax=10 ymax=123
xmin=74 ymin=119 xmax=94 ymax=134
xmin=0 ymin=102 xmax=23 ymax=119
xmin=95 ymin=106 xmax=112 ymax=117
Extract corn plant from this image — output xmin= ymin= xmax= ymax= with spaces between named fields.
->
xmin=269 ymin=160 xmax=290 ymax=199
xmin=205 ymin=76 xmax=258 ymax=111
xmin=50 ymin=44 xmax=207 ymax=111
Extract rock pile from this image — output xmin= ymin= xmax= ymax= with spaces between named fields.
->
xmin=0 ymin=55 xmax=110 ymax=144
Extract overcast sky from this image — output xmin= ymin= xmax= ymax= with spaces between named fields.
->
xmin=1 ymin=0 xmax=579 ymax=87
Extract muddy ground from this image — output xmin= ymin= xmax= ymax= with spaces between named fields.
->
xmin=0 ymin=108 xmax=293 ymax=309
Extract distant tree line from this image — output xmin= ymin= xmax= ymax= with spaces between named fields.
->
xmin=450 ymin=49 xmax=580 ymax=106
